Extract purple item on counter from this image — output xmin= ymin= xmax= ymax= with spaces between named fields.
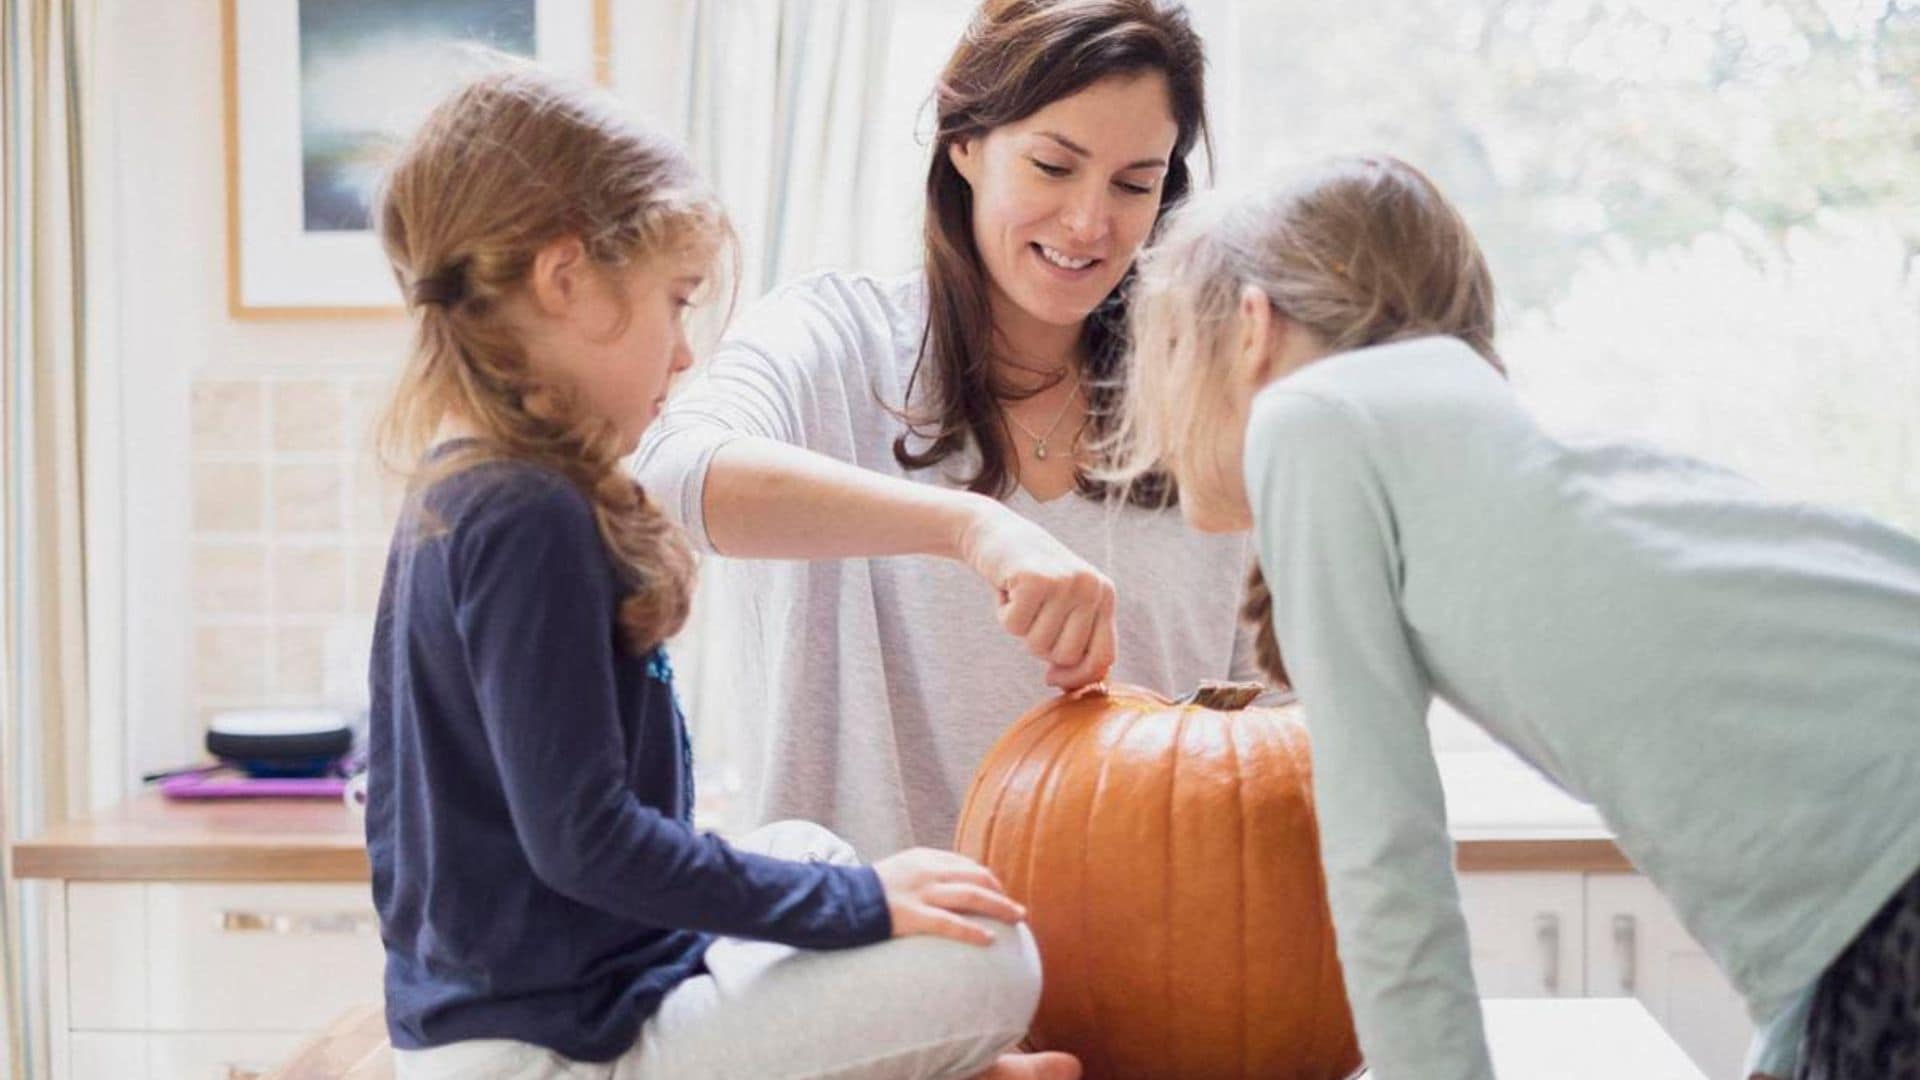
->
xmin=159 ymin=772 xmax=348 ymax=800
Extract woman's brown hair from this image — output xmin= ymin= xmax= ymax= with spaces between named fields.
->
xmin=374 ymin=66 xmax=727 ymax=654
xmin=1108 ymin=154 xmax=1503 ymax=685
xmin=896 ymin=0 xmax=1211 ymax=506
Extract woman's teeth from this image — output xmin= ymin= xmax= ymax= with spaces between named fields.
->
xmin=1036 ymin=244 xmax=1095 ymax=271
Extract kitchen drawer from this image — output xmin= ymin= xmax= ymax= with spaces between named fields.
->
xmin=68 ymin=881 xmax=383 ymax=1033
xmin=146 ymin=883 xmax=383 ymax=1031
xmin=66 ymin=1031 xmax=306 ymax=1080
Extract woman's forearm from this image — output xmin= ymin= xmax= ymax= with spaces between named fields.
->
xmin=702 ymin=436 xmax=995 ymax=561
xmin=699 ymin=434 xmax=1116 ymax=687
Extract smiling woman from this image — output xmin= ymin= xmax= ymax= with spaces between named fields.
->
xmin=908 ymin=0 xmax=1206 ymax=505
xmin=633 ymin=0 xmax=1261 ymax=860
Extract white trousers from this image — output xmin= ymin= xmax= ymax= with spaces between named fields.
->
xmin=395 ymin=820 xmax=1042 ymax=1080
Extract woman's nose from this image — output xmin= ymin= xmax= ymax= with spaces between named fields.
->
xmin=1059 ymin=184 xmax=1111 ymax=246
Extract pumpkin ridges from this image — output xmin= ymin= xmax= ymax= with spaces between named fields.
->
xmin=1227 ymin=714 xmax=1250 ymax=1080
xmin=1016 ymin=700 xmax=1111 ymax=1071
xmin=1245 ymin=709 xmax=1363 ymax=1079
xmin=1070 ymin=710 xmax=1114 ymax=1078
xmin=1104 ymin=707 xmax=1183 ymax=1075
xmin=1009 ymin=705 xmax=1082 ymax=906
xmin=1162 ymin=707 xmax=1186 ymax=1075
xmin=1288 ymin=722 xmax=1363 ymax=1076
xmin=1079 ymin=705 xmax=1157 ymax=1076
xmin=1172 ymin=711 xmax=1260 ymax=1078
xmin=958 ymin=688 xmax=1362 ymax=1080
xmin=1229 ymin=715 xmax=1276 ymax=1075
xmin=970 ymin=701 xmax=1070 ymax=882
xmin=1251 ymin=711 xmax=1328 ymax=1068
xmin=1279 ymin=724 xmax=1331 ymax=1077
xmin=1056 ymin=710 xmax=1112 ymax=1074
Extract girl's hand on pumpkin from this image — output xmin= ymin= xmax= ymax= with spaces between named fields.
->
xmin=874 ymin=847 xmax=1027 ymax=947
xmin=954 ymin=501 xmax=1117 ymax=688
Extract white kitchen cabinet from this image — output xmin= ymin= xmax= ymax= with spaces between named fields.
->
xmin=1452 ymin=870 xmax=1757 ymax=1079
xmin=1439 ymin=742 xmax=1759 ymax=1079
xmin=14 ymin=794 xmax=383 ymax=1080
xmin=1585 ymin=873 xmax=1755 ymax=1080
xmin=45 ymin=879 xmax=383 ymax=1079
xmin=1456 ymin=872 xmax=1586 ymax=998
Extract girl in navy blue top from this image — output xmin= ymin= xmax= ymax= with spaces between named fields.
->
xmin=367 ymin=67 xmax=1080 ymax=1080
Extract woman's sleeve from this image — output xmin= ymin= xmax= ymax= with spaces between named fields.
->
xmin=1245 ymin=388 xmax=1494 ymax=1080
xmin=632 ymin=280 xmax=869 ymax=552
xmin=450 ymin=479 xmax=891 ymax=950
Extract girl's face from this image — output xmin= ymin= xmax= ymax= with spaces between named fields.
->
xmin=948 ymin=73 xmax=1179 ymax=336
xmin=523 ymin=241 xmax=707 ymax=454
xmin=1174 ymin=294 xmax=1328 ymax=534
xmin=1175 ymin=381 xmax=1256 ymax=535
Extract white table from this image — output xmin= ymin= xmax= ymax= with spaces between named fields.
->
xmin=1354 ymin=997 xmax=1709 ymax=1079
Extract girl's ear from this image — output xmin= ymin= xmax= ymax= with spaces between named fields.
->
xmin=1234 ymin=284 xmax=1281 ymax=390
xmin=527 ymin=236 xmax=588 ymax=318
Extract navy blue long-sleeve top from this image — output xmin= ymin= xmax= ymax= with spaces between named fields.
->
xmin=365 ymin=454 xmax=891 ymax=1061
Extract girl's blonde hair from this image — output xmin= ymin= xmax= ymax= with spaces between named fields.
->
xmin=374 ymin=66 xmax=728 ymax=654
xmin=1108 ymin=154 xmax=1502 ymax=685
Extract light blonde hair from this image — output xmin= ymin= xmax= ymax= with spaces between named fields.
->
xmin=1107 ymin=154 xmax=1502 ymax=684
xmin=374 ymin=66 xmax=729 ymax=654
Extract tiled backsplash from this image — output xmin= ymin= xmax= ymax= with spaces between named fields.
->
xmin=189 ymin=374 xmax=398 ymax=727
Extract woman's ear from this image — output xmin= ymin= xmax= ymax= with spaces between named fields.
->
xmin=526 ymin=235 xmax=588 ymax=318
xmin=947 ymin=136 xmax=981 ymax=187
xmin=1234 ymin=284 xmax=1281 ymax=390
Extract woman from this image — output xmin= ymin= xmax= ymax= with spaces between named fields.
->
xmin=635 ymin=0 xmax=1258 ymax=858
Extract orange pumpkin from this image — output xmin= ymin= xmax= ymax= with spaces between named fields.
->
xmin=955 ymin=681 xmax=1363 ymax=1080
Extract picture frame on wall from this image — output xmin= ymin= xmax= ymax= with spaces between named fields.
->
xmin=223 ymin=0 xmax=611 ymax=319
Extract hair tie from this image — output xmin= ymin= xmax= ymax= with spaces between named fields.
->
xmin=410 ymin=261 xmax=469 ymax=308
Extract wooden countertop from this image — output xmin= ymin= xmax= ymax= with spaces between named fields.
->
xmin=10 ymin=792 xmax=368 ymax=882
xmin=10 ymin=748 xmax=1629 ymax=881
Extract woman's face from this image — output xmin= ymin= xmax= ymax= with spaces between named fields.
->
xmin=949 ymin=72 xmax=1179 ymax=334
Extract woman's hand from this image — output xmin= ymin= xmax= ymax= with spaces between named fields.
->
xmin=874 ymin=848 xmax=1026 ymax=946
xmin=955 ymin=500 xmax=1117 ymax=689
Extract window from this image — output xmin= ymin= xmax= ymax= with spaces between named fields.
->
xmin=1224 ymin=0 xmax=1920 ymax=530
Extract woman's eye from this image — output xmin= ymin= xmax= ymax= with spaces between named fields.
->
xmin=1115 ymin=180 xmax=1155 ymax=196
xmin=1030 ymin=159 xmax=1070 ymax=178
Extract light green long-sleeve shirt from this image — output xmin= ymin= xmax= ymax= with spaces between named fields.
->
xmin=1244 ymin=336 xmax=1920 ymax=1080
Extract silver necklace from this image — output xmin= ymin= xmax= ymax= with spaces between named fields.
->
xmin=1003 ymin=372 xmax=1081 ymax=461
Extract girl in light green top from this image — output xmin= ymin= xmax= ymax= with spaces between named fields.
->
xmin=1105 ymin=155 xmax=1920 ymax=1080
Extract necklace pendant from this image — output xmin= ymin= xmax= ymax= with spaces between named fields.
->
xmin=1034 ymin=440 xmax=1049 ymax=460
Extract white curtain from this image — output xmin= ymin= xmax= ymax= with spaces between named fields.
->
xmin=3 ymin=0 xmax=96 ymax=1075
xmin=681 ymin=0 xmax=898 ymax=294
xmin=624 ymin=0 xmax=972 ymax=828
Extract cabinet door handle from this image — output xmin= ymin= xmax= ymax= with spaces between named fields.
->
xmin=1534 ymin=912 xmax=1561 ymax=995
xmin=220 ymin=910 xmax=378 ymax=935
xmin=1612 ymin=913 xmax=1638 ymax=994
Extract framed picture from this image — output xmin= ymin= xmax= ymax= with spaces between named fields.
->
xmin=223 ymin=0 xmax=611 ymax=319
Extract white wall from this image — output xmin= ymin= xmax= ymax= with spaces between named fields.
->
xmin=106 ymin=0 xmax=412 ymax=796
